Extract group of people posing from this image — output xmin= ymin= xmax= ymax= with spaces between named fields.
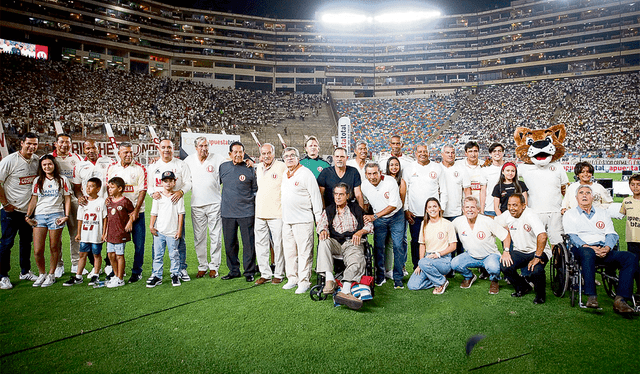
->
xmin=0 ymin=132 xmax=638 ymax=315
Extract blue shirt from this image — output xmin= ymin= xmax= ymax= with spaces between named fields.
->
xmin=219 ymin=161 xmax=257 ymax=218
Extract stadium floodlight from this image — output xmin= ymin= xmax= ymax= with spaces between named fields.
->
xmin=320 ymin=13 xmax=370 ymax=24
xmin=374 ymin=10 xmax=441 ymax=23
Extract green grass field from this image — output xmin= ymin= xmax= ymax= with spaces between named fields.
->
xmin=1 ymin=173 xmax=639 ymax=373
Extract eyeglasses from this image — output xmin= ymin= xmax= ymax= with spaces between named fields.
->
xmin=283 ymin=154 xmax=298 ymax=160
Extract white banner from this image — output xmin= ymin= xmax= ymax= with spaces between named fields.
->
xmin=0 ymin=121 xmax=9 ymax=159
xmin=561 ymin=158 xmax=640 ymax=173
xmin=181 ymin=133 xmax=240 ymax=157
xmin=337 ymin=117 xmax=351 ymax=155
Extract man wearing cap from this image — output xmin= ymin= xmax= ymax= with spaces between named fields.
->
xmin=147 ymin=139 xmax=192 ymax=283
xmin=219 ymin=141 xmax=258 ymax=282
xmin=184 ymin=136 xmax=225 ymax=279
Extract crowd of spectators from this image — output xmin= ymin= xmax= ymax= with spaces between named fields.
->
xmin=0 ymin=54 xmax=325 ymax=145
xmin=336 ymin=96 xmax=458 ymax=153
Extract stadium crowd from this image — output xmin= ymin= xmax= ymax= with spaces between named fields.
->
xmin=0 ymin=54 xmax=325 ymax=144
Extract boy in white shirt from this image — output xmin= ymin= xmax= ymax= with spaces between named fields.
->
xmin=64 ymin=178 xmax=106 ymax=286
xmin=147 ymin=171 xmax=186 ymax=288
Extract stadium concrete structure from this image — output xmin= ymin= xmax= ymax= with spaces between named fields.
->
xmin=0 ymin=0 xmax=639 ymax=155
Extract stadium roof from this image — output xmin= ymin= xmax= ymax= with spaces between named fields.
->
xmin=160 ymin=0 xmax=511 ymax=20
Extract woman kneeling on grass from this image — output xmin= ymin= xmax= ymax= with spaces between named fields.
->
xmin=25 ymin=155 xmax=71 ymax=288
xmin=407 ymin=198 xmax=457 ymax=294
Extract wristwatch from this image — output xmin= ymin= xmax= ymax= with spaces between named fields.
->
xmin=534 ymin=255 xmax=543 ymax=259
xmin=373 ymin=214 xmax=378 ymax=220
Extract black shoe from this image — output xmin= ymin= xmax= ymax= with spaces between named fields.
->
xmin=511 ymin=285 xmax=532 ymax=298
xmin=221 ymin=274 xmax=241 ymax=280
xmin=245 ymin=275 xmax=254 ymax=282
xmin=128 ymin=274 xmax=142 ymax=284
xmin=106 ymin=271 xmax=115 ymax=281
xmin=146 ymin=276 xmax=162 ymax=288
xmin=533 ymin=295 xmax=546 ymax=304
xmin=445 ymin=270 xmax=455 ymax=279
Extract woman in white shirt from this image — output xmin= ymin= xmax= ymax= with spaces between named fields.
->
xmin=407 ymin=197 xmax=457 ymax=294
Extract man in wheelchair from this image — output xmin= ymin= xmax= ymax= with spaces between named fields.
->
xmin=316 ymin=183 xmax=373 ymax=310
xmin=562 ymin=185 xmax=638 ymax=314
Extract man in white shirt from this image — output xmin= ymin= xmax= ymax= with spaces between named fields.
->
xmin=404 ymin=144 xmax=448 ymax=270
xmin=563 ymin=184 xmax=636 ymax=314
xmin=346 ymin=140 xmax=369 ymax=182
xmin=361 ymin=162 xmax=405 ymax=289
xmin=451 ymin=197 xmax=510 ymax=294
xmin=0 ymin=132 xmax=40 ymax=289
xmin=497 ymin=194 xmax=549 ymax=304
xmin=106 ymin=142 xmax=147 ymax=283
xmin=561 ymin=161 xmax=613 ymax=212
xmin=378 ymin=135 xmax=414 ymax=173
xmin=184 ymin=136 xmax=225 ymax=279
xmin=281 ymin=147 xmax=323 ymax=294
xmin=441 ymin=145 xmax=471 ymax=221
xmin=51 ymin=133 xmax=83 ymax=277
xmin=254 ymin=143 xmax=287 ymax=285
xmin=482 ymin=143 xmax=505 ymax=217
xmin=147 ymin=139 xmax=192 ymax=282
xmin=455 ymin=141 xmax=486 ymax=211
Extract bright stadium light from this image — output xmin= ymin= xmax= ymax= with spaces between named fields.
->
xmin=321 ymin=12 xmax=370 ymax=24
xmin=374 ymin=10 xmax=441 ymax=23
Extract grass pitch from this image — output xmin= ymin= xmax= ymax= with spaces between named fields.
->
xmin=1 ymin=173 xmax=639 ymax=373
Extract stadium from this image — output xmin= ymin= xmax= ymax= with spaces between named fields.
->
xmin=1 ymin=0 xmax=639 ymax=372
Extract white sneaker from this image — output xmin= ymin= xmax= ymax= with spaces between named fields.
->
xmin=41 ymin=274 xmax=56 ymax=287
xmin=282 ymin=281 xmax=297 ymax=290
xmin=71 ymin=265 xmax=78 ymax=274
xmin=104 ymin=265 xmax=113 ymax=276
xmin=54 ymin=265 xmax=64 ymax=278
xmin=295 ymin=284 xmax=310 ymax=294
xmin=107 ymin=277 xmax=125 ymax=288
xmin=19 ymin=271 xmax=38 ymax=281
xmin=33 ymin=274 xmax=46 ymax=287
xmin=87 ymin=268 xmax=96 ymax=279
xmin=385 ymin=270 xmax=393 ymax=279
xmin=180 ymin=269 xmax=191 ymax=282
xmin=82 ymin=268 xmax=89 ymax=275
xmin=0 ymin=277 xmax=13 ymax=290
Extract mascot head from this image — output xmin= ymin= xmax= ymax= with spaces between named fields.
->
xmin=514 ymin=124 xmax=566 ymax=166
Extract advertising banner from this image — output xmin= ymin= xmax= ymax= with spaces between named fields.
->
xmin=337 ymin=117 xmax=351 ymax=155
xmin=181 ymin=133 xmax=240 ymax=157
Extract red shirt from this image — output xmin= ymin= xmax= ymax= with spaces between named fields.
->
xmin=106 ymin=197 xmax=135 ymax=244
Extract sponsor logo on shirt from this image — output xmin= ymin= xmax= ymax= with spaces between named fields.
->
xmin=124 ymin=185 xmax=134 ymax=193
xmin=477 ymin=231 xmax=486 ymax=240
xmin=471 ymin=182 xmax=481 ymax=190
xmin=19 ymin=175 xmax=37 ymax=185
xmin=596 ymin=221 xmax=605 ymax=230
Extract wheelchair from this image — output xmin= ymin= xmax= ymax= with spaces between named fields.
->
xmin=550 ymin=234 xmax=640 ymax=311
xmin=309 ymin=239 xmax=375 ymax=302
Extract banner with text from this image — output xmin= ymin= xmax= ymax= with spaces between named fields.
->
xmin=560 ymin=158 xmax=640 ymax=173
xmin=180 ymin=133 xmax=240 ymax=157
xmin=337 ymin=117 xmax=351 ymax=155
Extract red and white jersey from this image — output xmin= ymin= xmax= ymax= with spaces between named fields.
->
xmin=106 ymin=161 xmax=147 ymax=213
xmin=77 ymin=197 xmax=107 ymax=244
xmin=73 ymin=155 xmax=114 ymax=198
xmin=146 ymin=158 xmax=192 ymax=197
xmin=32 ymin=175 xmax=72 ymax=215
xmin=51 ymin=151 xmax=82 ymax=181
xmin=0 ymin=152 xmax=40 ymax=212
xmin=456 ymin=158 xmax=486 ymax=203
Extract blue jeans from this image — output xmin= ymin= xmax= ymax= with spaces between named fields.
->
xmin=178 ymin=218 xmax=187 ymax=271
xmin=572 ymin=246 xmax=637 ymax=299
xmin=152 ymin=232 xmax=180 ymax=279
xmin=131 ymin=213 xmax=146 ymax=276
xmin=373 ymin=209 xmax=406 ymax=284
xmin=451 ymin=252 xmax=501 ymax=281
xmin=407 ymin=255 xmax=452 ymax=290
xmin=408 ymin=216 xmax=424 ymax=270
xmin=0 ymin=209 xmax=33 ymax=277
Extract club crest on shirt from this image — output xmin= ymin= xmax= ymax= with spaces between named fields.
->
xmin=294 ymin=181 xmax=300 ymax=186
xmin=207 ymin=165 xmax=214 ymax=173
xmin=384 ymin=192 xmax=389 ymax=199
xmin=111 ymin=208 xmax=116 ymax=215
xmin=437 ymin=232 xmax=445 ymax=240
xmin=596 ymin=221 xmax=605 ymax=229
xmin=454 ymin=171 xmax=459 ymax=178
xmin=477 ymin=231 xmax=486 ymax=240
xmin=429 ymin=171 xmax=437 ymax=179
xmin=117 ymin=206 xmax=123 ymax=211
xmin=239 ymin=175 xmax=246 ymax=182
xmin=317 ymin=167 xmax=323 ymax=172
xmin=96 ymin=206 xmax=101 ymax=212
xmin=523 ymin=224 xmax=532 ymax=232
xmin=272 ymin=173 xmax=278 ymax=179
xmin=549 ymin=165 xmax=556 ymax=171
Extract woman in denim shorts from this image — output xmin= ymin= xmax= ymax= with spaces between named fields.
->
xmin=25 ymin=155 xmax=72 ymax=287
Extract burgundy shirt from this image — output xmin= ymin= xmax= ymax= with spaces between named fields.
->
xmin=106 ymin=197 xmax=135 ymax=244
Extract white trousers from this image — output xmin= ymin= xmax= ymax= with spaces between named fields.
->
xmin=191 ymin=203 xmax=222 ymax=272
xmin=254 ymin=217 xmax=285 ymax=279
xmin=282 ymin=222 xmax=314 ymax=289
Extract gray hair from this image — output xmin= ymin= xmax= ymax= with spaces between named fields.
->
xmin=576 ymin=184 xmax=593 ymax=196
xmin=119 ymin=142 xmax=133 ymax=149
xmin=441 ymin=144 xmax=455 ymax=153
xmin=194 ymin=136 xmax=208 ymax=146
xmin=261 ymin=143 xmax=275 ymax=154
xmin=282 ymin=147 xmax=300 ymax=159
xmin=463 ymin=196 xmax=481 ymax=209
xmin=414 ymin=143 xmax=428 ymax=152
xmin=355 ymin=140 xmax=368 ymax=149
xmin=364 ymin=161 xmax=380 ymax=172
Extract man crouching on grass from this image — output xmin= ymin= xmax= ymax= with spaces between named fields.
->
xmin=316 ymin=183 xmax=372 ymax=310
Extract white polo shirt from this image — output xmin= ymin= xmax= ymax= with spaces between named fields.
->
xmin=0 ymin=151 xmax=39 ymax=212
xmin=456 ymin=158 xmax=486 ymax=203
xmin=73 ymin=155 xmax=114 ymax=198
xmin=495 ymin=207 xmax=551 ymax=257
xmin=563 ymin=206 xmax=617 ymax=245
xmin=52 ymin=151 xmax=82 ymax=200
xmin=482 ymin=164 xmax=502 ymax=212
xmin=518 ymin=162 xmax=568 ymax=213
xmin=418 ymin=218 xmax=457 ymax=255
xmin=442 ymin=162 xmax=471 ymax=217
xmin=453 ymin=214 xmax=508 ymax=259
xmin=403 ymin=161 xmax=449 ymax=217
xmin=281 ymin=165 xmax=323 ymax=224
xmin=361 ymin=175 xmax=401 ymax=218
xmin=184 ymin=152 xmax=225 ymax=207
xmin=147 ymin=157 xmax=192 ymax=196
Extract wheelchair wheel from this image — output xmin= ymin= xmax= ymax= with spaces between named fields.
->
xmin=550 ymin=243 xmax=570 ymax=297
xmin=601 ymin=270 xmax=618 ymax=299
xmin=309 ymin=284 xmax=327 ymax=301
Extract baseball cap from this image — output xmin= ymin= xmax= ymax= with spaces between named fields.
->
xmin=161 ymin=171 xmax=176 ymax=180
